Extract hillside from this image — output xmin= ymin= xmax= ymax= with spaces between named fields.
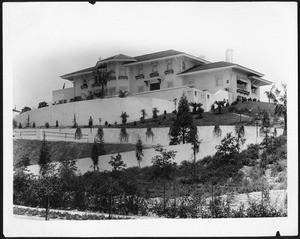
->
xmin=13 ymin=139 xmax=149 ymax=165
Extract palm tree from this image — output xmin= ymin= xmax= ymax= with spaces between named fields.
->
xmin=189 ymin=102 xmax=201 ymax=114
xmin=117 ymin=89 xmax=131 ymax=98
xmin=274 ymin=83 xmax=287 ymax=134
xmin=215 ymin=101 xmax=225 ymax=114
xmin=93 ymin=67 xmax=110 ymax=98
xmin=140 ymin=109 xmax=147 ymax=122
xmin=264 ymin=84 xmax=276 ymax=103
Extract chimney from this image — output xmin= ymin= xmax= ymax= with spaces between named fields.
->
xmin=225 ymin=48 xmax=233 ymax=63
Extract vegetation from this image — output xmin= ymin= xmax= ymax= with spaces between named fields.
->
xmin=274 ymin=83 xmax=287 ymax=134
xmin=20 ymin=106 xmax=31 ymax=114
xmin=213 ymin=125 xmax=222 ymax=138
xmin=169 ymin=93 xmax=194 ymax=145
xmin=140 ymin=109 xmax=147 ymax=122
xmin=214 ymin=100 xmax=225 ymax=114
xmin=18 ymin=122 xmax=22 ymax=129
xmin=55 ymin=120 xmax=59 ymax=128
xmin=120 ymin=112 xmax=129 ymax=124
xmin=119 ymin=127 xmax=129 ymax=142
xmin=13 ymin=119 xmax=18 ymax=128
xmin=135 ymin=137 xmax=144 ymax=168
xmin=32 ymin=122 xmax=36 ymax=128
xmin=74 ymin=126 xmax=82 ymax=140
xmin=45 ymin=122 xmax=50 ymax=128
xmin=38 ymin=101 xmax=49 ymax=108
xmin=117 ymin=89 xmax=131 ymax=98
xmin=152 ymin=107 xmax=159 ymax=119
xmin=145 ymin=127 xmax=154 ymax=142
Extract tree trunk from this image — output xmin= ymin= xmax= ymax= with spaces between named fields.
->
xmin=182 ymin=128 xmax=186 ymax=144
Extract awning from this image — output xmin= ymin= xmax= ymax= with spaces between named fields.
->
xmin=143 ymin=76 xmax=164 ymax=86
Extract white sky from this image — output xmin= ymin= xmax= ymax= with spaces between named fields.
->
xmin=4 ymin=2 xmax=297 ymax=110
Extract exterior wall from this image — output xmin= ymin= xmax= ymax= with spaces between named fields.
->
xmin=14 ymin=97 xmax=174 ymax=127
xmin=23 ymin=125 xmax=283 ymax=175
xmin=52 ymin=87 xmax=75 ymax=104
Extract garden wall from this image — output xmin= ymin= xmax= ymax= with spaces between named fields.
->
xmin=13 ymin=97 xmax=174 ymax=127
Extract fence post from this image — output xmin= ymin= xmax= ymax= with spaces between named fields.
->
xmin=36 ymin=129 xmax=43 ymax=140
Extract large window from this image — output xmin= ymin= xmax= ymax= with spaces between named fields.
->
xmin=150 ymin=83 xmax=160 ymax=91
xmin=251 ymin=87 xmax=257 ymax=94
xmin=237 ymin=80 xmax=247 ymax=90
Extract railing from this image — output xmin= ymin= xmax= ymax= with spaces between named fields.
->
xmin=150 ymin=72 xmax=159 ymax=78
xmin=135 ymin=74 xmax=144 ymax=80
xmin=13 ymin=130 xmax=37 ymax=138
xmin=118 ymin=76 xmax=128 ymax=80
xmin=44 ymin=131 xmax=88 ymax=140
xmin=164 ymin=69 xmax=174 ymax=75
xmin=81 ymin=84 xmax=88 ymax=89
xmin=236 ymin=88 xmax=250 ymax=95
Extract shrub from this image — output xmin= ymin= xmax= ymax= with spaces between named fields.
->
xmin=253 ymin=98 xmax=257 ymax=101
xmin=158 ymin=122 xmax=161 ymax=126
xmin=152 ymin=108 xmax=159 ymax=119
xmin=228 ymin=106 xmax=236 ymax=112
xmin=13 ymin=119 xmax=18 ymax=128
xmin=133 ymin=121 xmax=137 ymax=126
xmin=119 ymin=127 xmax=129 ymax=142
xmin=145 ymin=127 xmax=154 ymax=141
xmin=38 ymin=101 xmax=49 ymax=108
xmin=56 ymin=120 xmax=59 ymax=128
xmin=105 ymin=121 xmax=108 ymax=126
xmin=108 ymin=124 xmax=111 ymax=127
xmin=74 ymin=96 xmax=82 ymax=102
xmin=18 ymin=122 xmax=22 ymax=129
xmin=45 ymin=122 xmax=50 ymax=128
xmin=231 ymin=101 xmax=238 ymax=106
xmin=164 ymin=110 xmax=167 ymax=115
xmin=211 ymin=104 xmax=215 ymax=112
xmin=86 ymin=94 xmax=94 ymax=100
xmin=114 ymin=121 xmax=118 ymax=126
xmin=248 ymin=98 xmax=252 ymax=101
xmin=225 ymin=102 xmax=230 ymax=107
xmin=120 ymin=112 xmax=129 ymax=124
xmin=163 ymin=116 xmax=166 ymax=120
xmin=74 ymin=126 xmax=82 ymax=139
xmin=32 ymin=122 xmax=36 ymax=128
xmin=172 ymin=110 xmax=177 ymax=114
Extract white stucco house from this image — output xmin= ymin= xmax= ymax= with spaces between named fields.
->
xmin=53 ymin=49 xmax=271 ymax=111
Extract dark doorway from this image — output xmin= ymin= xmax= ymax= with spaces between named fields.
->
xmin=150 ymin=83 xmax=160 ymax=91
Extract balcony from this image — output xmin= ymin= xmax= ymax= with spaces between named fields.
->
xmin=92 ymin=82 xmax=101 ymax=87
xmin=118 ymin=75 xmax=128 ymax=80
xmin=108 ymin=76 xmax=116 ymax=81
xmin=150 ymin=72 xmax=159 ymax=78
xmin=135 ymin=74 xmax=144 ymax=80
xmin=164 ymin=69 xmax=174 ymax=75
xmin=237 ymin=88 xmax=250 ymax=95
xmin=80 ymin=84 xmax=88 ymax=90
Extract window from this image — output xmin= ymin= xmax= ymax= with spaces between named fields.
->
xmin=138 ymin=67 xmax=143 ymax=75
xmin=194 ymin=91 xmax=197 ymax=96
xmin=207 ymin=95 xmax=210 ymax=99
xmin=226 ymin=79 xmax=229 ymax=84
xmin=251 ymin=87 xmax=257 ymax=94
xmin=152 ymin=64 xmax=158 ymax=73
xmin=237 ymin=80 xmax=247 ymax=90
xmin=138 ymin=86 xmax=144 ymax=93
xmin=150 ymin=83 xmax=160 ymax=91
xmin=167 ymin=61 xmax=173 ymax=71
xmin=167 ymin=81 xmax=173 ymax=88
xmin=119 ymin=67 xmax=126 ymax=76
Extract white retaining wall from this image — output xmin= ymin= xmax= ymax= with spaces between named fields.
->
xmin=13 ymin=97 xmax=174 ymax=127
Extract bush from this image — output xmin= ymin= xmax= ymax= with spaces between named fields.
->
xmin=228 ymin=106 xmax=236 ymax=112
xmin=231 ymin=101 xmax=238 ymax=106
xmin=86 ymin=94 xmax=94 ymax=100
xmin=211 ymin=104 xmax=215 ymax=112
xmin=163 ymin=116 xmax=166 ymax=120
xmin=152 ymin=108 xmax=159 ymax=119
xmin=18 ymin=122 xmax=22 ymax=129
xmin=56 ymin=120 xmax=59 ymax=128
xmin=108 ymin=124 xmax=111 ymax=127
xmin=248 ymin=98 xmax=252 ymax=101
xmin=225 ymin=102 xmax=230 ymax=107
xmin=32 ymin=122 xmax=36 ymax=128
xmin=105 ymin=121 xmax=108 ymax=126
xmin=74 ymin=126 xmax=82 ymax=139
xmin=45 ymin=122 xmax=50 ymax=128
xmin=13 ymin=119 xmax=18 ymax=128
xmin=74 ymin=96 xmax=83 ymax=102
xmin=164 ymin=110 xmax=167 ymax=114
xmin=158 ymin=122 xmax=161 ymax=126
xmin=172 ymin=110 xmax=177 ymax=114
xmin=253 ymin=98 xmax=257 ymax=102
xmin=38 ymin=101 xmax=49 ymax=108
xmin=133 ymin=121 xmax=137 ymax=126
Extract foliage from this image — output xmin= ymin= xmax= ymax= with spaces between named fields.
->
xmin=45 ymin=122 xmax=50 ymax=128
xmin=38 ymin=132 xmax=52 ymax=176
xmin=74 ymin=126 xmax=82 ymax=140
xmin=140 ymin=109 xmax=147 ymax=122
xmin=32 ymin=122 xmax=36 ymax=128
xmin=94 ymin=126 xmax=104 ymax=143
xmin=213 ymin=125 xmax=222 ymax=138
xmin=152 ymin=107 xmax=160 ymax=119
xmin=72 ymin=113 xmax=77 ymax=128
xmin=26 ymin=114 xmax=31 ymax=128
xmin=88 ymin=116 xmax=93 ymax=128
xmin=196 ymin=104 xmax=204 ymax=119
xmin=119 ymin=127 xmax=129 ymax=142
xmin=215 ymin=133 xmax=239 ymax=160
xmin=120 ymin=112 xmax=129 ymax=124
xmin=13 ymin=119 xmax=18 ymax=128
xmin=145 ymin=127 xmax=154 ymax=142
xmin=38 ymin=101 xmax=49 ymax=108
xmin=135 ymin=137 xmax=144 ymax=168
xmin=117 ymin=89 xmax=131 ymax=98
xmin=189 ymin=102 xmax=201 ymax=114
xmin=214 ymin=100 xmax=225 ymax=114
xmin=93 ymin=67 xmax=110 ymax=97
xmin=91 ymin=142 xmax=100 ymax=171
xmin=264 ymin=84 xmax=277 ymax=104
xmin=55 ymin=120 xmax=58 ymax=128
xmin=109 ymin=153 xmax=127 ymax=172
xmin=21 ymin=106 xmax=31 ymax=114
xmin=169 ymin=93 xmax=194 ymax=145
xmin=274 ymin=83 xmax=287 ymax=134
xmin=18 ymin=122 xmax=22 ymax=129
xmin=234 ymin=124 xmax=246 ymax=153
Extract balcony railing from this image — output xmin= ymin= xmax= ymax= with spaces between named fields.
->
xmin=92 ymin=82 xmax=101 ymax=87
xmin=80 ymin=84 xmax=88 ymax=89
xmin=237 ymin=88 xmax=250 ymax=95
xmin=150 ymin=72 xmax=159 ymax=78
xmin=164 ymin=69 xmax=174 ymax=75
xmin=108 ymin=76 xmax=116 ymax=81
xmin=118 ymin=75 xmax=128 ymax=80
xmin=135 ymin=74 xmax=144 ymax=80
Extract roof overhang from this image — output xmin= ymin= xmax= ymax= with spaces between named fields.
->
xmin=248 ymin=76 xmax=272 ymax=86
xmin=233 ymin=65 xmax=264 ymax=77
xmin=143 ymin=76 xmax=165 ymax=86
xmin=95 ymin=59 xmax=136 ymax=67
xmin=123 ymin=53 xmax=210 ymax=67
xmin=177 ymin=65 xmax=234 ymax=77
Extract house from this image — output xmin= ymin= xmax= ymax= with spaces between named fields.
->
xmin=53 ymin=49 xmax=271 ymax=111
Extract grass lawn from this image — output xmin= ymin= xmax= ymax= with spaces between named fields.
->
xmin=13 ymin=139 xmax=151 ymax=165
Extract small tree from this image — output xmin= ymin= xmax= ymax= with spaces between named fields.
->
xmin=20 ymin=106 xmax=31 ymax=114
xmin=196 ymin=103 xmax=204 ymax=119
xmin=55 ymin=120 xmax=59 ymax=128
xmin=151 ymin=145 xmax=177 ymax=213
xmin=91 ymin=142 xmax=100 ymax=171
xmin=74 ymin=126 xmax=82 ymax=140
xmin=264 ymin=84 xmax=276 ymax=104
xmin=109 ymin=153 xmax=126 ymax=172
xmin=169 ymin=93 xmax=194 ymax=145
xmin=120 ymin=112 xmax=129 ymax=124
xmin=152 ymin=107 xmax=160 ymax=119
xmin=140 ymin=109 xmax=147 ymax=122
xmin=18 ymin=122 xmax=22 ymax=129
xmin=234 ymin=124 xmax=246 ymax=153
xmin=274 ymin=83 xmax=287 ymax=134
xmin=135 ymin=137 xmax=144 ymax=168
xmin=45 ymin=122 xmax=50 ymax=128
xmin=38 ymin=132 xmax=52 ymax=177
xmin=94 ymin=126 xmax=104 ymax=143
xmin=215 ymin=100 xmax=225 ymax=114
xmin=38 ymin=101 xmax=49 ymax=108
xmin=189 ymin=102 xmax=201 ymax=114
xmin=26 ymin=114 xmax=30 ymax=128
xmin=32 ymin=122 xmax=36 ymax=128
xmin=13 ymin=119 xmax=18 ymax=128
xmin=88 ymin=116 xmax=93 ymax=129
xmin=215 ymin=132 xmax=239 ymax=160
xmin=72 ymin=113 xmax=77 ymax=128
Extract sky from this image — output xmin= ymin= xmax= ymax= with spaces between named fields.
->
xmin=4 ymin=2 xmax=297 ymax=110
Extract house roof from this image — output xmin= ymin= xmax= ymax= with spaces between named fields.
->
xmin=61 ymin=66 xmax=95 ymax=79
xmin=179 ymin=61 xmax=264 ymax=77
xmin=134 ymin=49 xmax=184 ymax=62
xmin=100 ymin=54 xmax=136 ymax=62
